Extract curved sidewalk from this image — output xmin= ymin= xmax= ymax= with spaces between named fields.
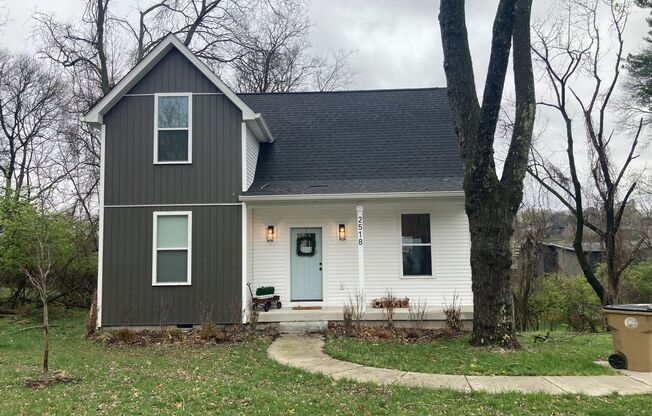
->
xmin=267 ymin=333 xmax=652 ymax=396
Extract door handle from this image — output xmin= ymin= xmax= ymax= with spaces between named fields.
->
xmin=319 ymin=262 xmax=322 ymax=271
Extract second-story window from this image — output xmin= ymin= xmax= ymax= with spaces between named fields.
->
xmin=154 ymin=93 xmax=192 ymax=163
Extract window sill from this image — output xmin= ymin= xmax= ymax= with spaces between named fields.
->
xmin=153 ymin=161 xmax=192 ymax=165
xmin=400 ymin=275 xmax=435 ymax=279
xmin=152 ymin=282 xmax=192 ymax=287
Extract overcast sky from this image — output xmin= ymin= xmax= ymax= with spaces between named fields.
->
xmin=1 ymin=0 xmax=650 ymax=188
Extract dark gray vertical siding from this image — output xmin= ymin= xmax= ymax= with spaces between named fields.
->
xmin=101 ymin=46 xmax=244 ymax=325
xmin=128 ymin=49 xmax=218 ymax=94
xmin=103 ymin=93 xmax=242 ymax=205
xmin=103 ymin=48 xmax=242 ymax=206
xmin=102 ymin=205 xmax=242 ymax=326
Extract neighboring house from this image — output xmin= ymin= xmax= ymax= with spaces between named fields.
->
xmin=538 ymin=242 xmax=604 ymax=277
xmin=82 ymin=35 xmax=472 ymax=327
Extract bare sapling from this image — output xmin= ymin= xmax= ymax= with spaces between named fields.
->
xmin=22 ymin=236 xmax=54 ymax=374
xmin=343 ymin=303 xmax=355 ymax=336
xmin=350 ymin=289 xmax=365 ymax=332
xmin=382 ymin=290 xmax=397 ymax=330
xmin=86 ymin=290 xmax=98 ymax=337
xmin=408 ymin=300 xmax=428 ymax=331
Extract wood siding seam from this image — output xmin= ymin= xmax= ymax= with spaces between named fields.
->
xmin=124 ymin=93 xmax=225 ymax=97
xmin=104 ymin=203 xmax=243 ymax=208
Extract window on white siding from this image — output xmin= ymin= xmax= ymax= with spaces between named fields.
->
xmin=401 ymin=213 xmax=432 ymax=277
xmin=153 ymin=212 xmax=192 ymax=285
xmin=154 ymin=94 xmax=192 ymax=163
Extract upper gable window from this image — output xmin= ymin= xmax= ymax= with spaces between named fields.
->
xmin=154 ymin=93 xmax=192 ymax=164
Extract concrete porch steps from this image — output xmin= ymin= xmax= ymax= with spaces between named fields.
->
xmin=277 ymin=321 xmax=328 ymax=333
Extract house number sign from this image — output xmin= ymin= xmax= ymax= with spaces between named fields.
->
xmin=356 ymin=207 xmax=364 ymax=246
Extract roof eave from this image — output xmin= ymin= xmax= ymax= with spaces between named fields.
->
xmin=245 ymin=114 xmax=274 ymax=143
xmin=239 ymin=190 xmax=464 ymax=202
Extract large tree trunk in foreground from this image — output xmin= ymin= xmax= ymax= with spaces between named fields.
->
xmin=440 ymin=0 xmax=535 ymax=347
xmin=468 ymin=200 xmax=518 ymax=344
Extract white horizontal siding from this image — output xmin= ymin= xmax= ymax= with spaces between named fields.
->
xmin=245 ymin=128 xmax=259 ymax=191
xmin=249 ymin=197 xmax=472 ymax=308
xmin=250 ymin=204 xmax=359 ymax=306
xmin=364 ymin=199 xmax=473 ymax=307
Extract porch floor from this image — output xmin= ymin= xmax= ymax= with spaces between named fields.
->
xmin=256 ymin=306 xmax=473 ymax=323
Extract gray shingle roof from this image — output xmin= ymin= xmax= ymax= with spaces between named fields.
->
xmin=238 ymin=88 xmax=463 ymax=197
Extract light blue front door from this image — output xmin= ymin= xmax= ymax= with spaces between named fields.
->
xmin=291 ymin=228 xmax=323 ymax=301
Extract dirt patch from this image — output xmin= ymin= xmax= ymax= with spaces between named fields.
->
xmin=25 ymin=371 xmax=76 ymax=389
xmin=96 ymin=325 xmax=278 ymax=346
xmin=328 ymin=322 xmax=466 ymax=343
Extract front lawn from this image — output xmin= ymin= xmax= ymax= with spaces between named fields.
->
xmin=325 ymin=331 xmax=617 ymax=376
xmin=1 ymin=310 xmax=650 ymax=415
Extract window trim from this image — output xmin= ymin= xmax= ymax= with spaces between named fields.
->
xmin=399 ymin=212 xmax=434 ymax=279
xmin=153 ymin=92 xmax=193 ymax=164
xmin=152 ymin=211 xmax=192 ymax=286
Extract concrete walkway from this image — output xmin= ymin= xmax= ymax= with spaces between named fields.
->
xmin=267 ymin=333 xmax=652 ymax=396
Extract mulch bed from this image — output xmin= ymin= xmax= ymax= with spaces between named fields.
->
xmin=328 ymin=322 xmax=465 ymax=344
xmin=25 ymin=371 xmax=76 ymax=389
xmin=95 ymin=324 xmax=278 ymax=346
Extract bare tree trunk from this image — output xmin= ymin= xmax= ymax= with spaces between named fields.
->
xmin=513 ymin=231 xmax=542 ymax=332
xmin=96 ymin=0 xmax=110 ymax=95
xmin=439 ymin=0 xmax=534 ymax=347
xmin=42 ymin=295 xmax=49 ymax=374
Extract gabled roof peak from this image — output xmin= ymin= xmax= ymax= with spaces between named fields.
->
xmin=81 ymin=34 xmax=272 ymax=142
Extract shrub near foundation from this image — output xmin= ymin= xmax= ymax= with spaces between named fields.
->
xmin=110 ymin=327 xmax=135 ymax=343
xmin=198 ymin=322 xmax=226 ymax=342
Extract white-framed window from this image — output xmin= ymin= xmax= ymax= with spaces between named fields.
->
xmin=154 ymin=93 xmax=192 ymax=164
xmin=152 ymin=211 xmax=192 ymax=286
xmin=400 ymin=213 xmax=433 ymax=277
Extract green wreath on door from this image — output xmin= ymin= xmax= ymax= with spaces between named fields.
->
xmin=296 ymin=234 xmax=316 ymax=257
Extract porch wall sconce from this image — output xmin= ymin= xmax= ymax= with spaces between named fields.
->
xmin=338 ymin=224 xmax=346 ymax=241
xmin=266 ymin=225 xmax=275 ymax=242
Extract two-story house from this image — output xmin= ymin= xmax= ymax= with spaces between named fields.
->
xmin=82 ymin=35 xmax=472 ymax=328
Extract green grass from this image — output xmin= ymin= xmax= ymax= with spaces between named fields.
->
xmin=325 ymin=332 xmax=618 ymax=376
xmin=1 ymin=311 xmax=650 ymax=415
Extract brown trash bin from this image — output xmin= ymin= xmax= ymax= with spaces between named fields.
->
xmin=603 ymin=304 xmax=652 ymax=372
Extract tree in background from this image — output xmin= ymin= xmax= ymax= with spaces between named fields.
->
xmin=528 ymin=0 xmax=647 ymax=306
xmin=511 ymin=188 xmax=551 ymax=332
xmin=116 ymin=0 xmax=252 ymax=63
xmin=625 ymin=0 xmax=652 ymax=124
xmin=0 ymin=50 xmax=68 ymax=199
xmin=1 ymin=193 xmax=77 ymax=373
xmin=439 ymin=0 xmax=535 ymax=347
xmin=33 ymin=0 xmax=128 ymax=229
xmin=229 ymin=0 xmax=354 ymax=92
xmin=0 ymin=193 xmax=35 ymax=308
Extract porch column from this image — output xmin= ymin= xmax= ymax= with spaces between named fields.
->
xmin=356 ymin=205 xmax=365 ymax=309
